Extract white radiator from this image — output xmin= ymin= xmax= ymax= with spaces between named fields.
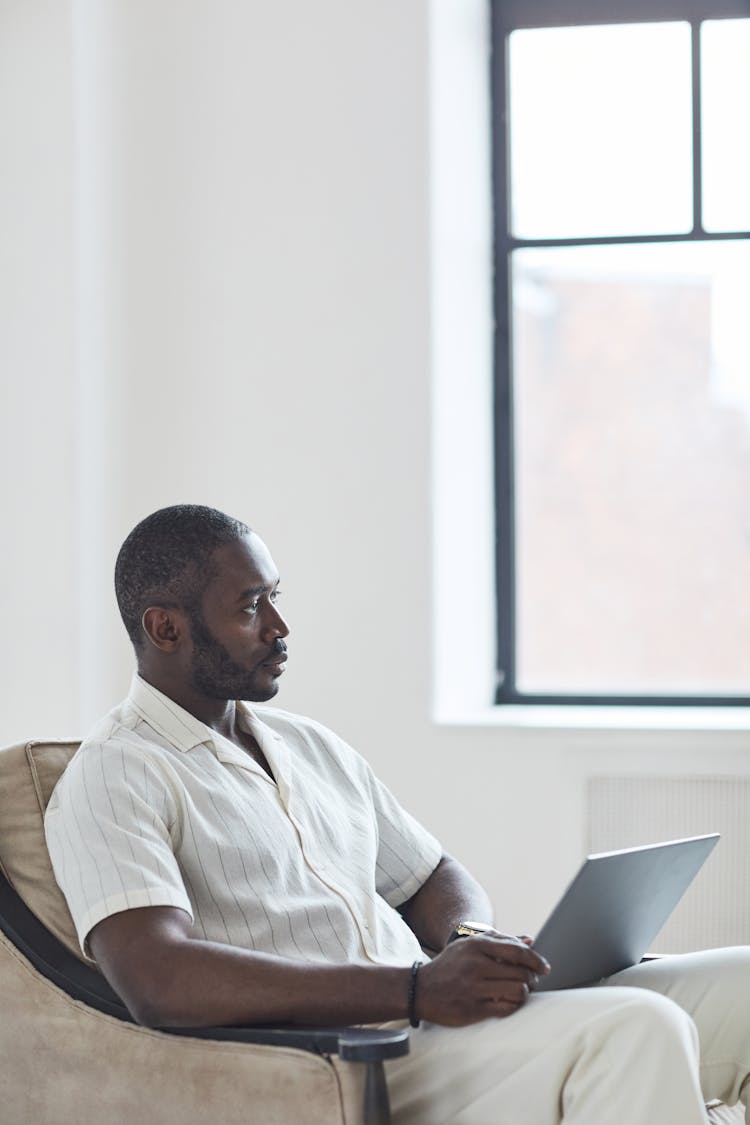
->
xmin=586 ymin=776 xmax=750 ymax=952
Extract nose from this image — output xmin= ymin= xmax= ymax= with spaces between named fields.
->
xmin=261 ymin=600 xmax=289 ymax=642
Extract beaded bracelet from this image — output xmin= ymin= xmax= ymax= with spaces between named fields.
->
xmin=408 ymin=960 xmax=423 ymax=1028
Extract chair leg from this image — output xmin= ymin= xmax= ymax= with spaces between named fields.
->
xmin=362 ymin=1060 xmax=391 ymax=1125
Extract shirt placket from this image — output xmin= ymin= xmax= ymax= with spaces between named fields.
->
xmin=250 ymin=720 xmax=380 ymax=961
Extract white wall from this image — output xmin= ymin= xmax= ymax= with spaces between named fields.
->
xmin=1 ymin=0 xmax=77 ymax=733
xmin=2 ymin=0 xmax=748 ymax=934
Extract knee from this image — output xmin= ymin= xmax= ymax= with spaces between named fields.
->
xmin=605 ymin=988 xmax=699 ymax=1058
xmin=701 ymin=944 xmax=750 ymax=979
xmin=564 ymin=990 xmax=705 ymax=1118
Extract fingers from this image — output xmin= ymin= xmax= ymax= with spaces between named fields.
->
xmin=480 ymin=979 xmax=531 ymax=1016
xmin=477 ymin=962 xmax=538 ymax=1000
xmin=417 ymin=935 xmax=552 ymax=1026
xmin=473 ymin=936 xmax=551 ymax=978
xmin=474 ymin=974 xmax=533 ymax=1019
xmin=477 ymin=929 xmax=535 ymax=950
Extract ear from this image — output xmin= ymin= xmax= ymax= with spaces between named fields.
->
xmin=141 ymin=606 xmax=187 ymax=653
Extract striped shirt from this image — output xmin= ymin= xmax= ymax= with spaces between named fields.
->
xmin=44 ymin=675 xmax=442 ymax=966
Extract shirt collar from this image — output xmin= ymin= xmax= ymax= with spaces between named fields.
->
xmin=127 ymin=676 xmax=291 ymax=792
xmin=128 ymin=673 xmax=220 ymax=753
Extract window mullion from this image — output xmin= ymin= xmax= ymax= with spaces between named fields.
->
xmin=691 ymin=19 xmax=704 ymax=233
xmin=492 ymin=4 xmax=518 ymax=701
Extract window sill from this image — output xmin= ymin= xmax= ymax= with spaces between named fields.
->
xmin=435 ymin=703 xmax=750 ymax=732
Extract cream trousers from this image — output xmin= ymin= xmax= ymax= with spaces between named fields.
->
xmin=386 ymin=946 xmax=750 ymax=1125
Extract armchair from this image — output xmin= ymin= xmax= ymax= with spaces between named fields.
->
xmin=0 ymin=739 xmax=408 ymax=1125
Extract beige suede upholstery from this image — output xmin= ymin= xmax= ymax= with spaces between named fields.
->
xmin=0 ymin=741 xmax=82 ymax=955
xmin=0 ymin=740 xmax=372 ymax=1125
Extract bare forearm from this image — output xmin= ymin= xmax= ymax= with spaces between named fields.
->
xmin=102 ymin=933 xmax=410 ymax=1029
xmin=90 ymin=904 xmax=550 ymax=1031
xmin=399 ymin=854 xmax=494 ymax=952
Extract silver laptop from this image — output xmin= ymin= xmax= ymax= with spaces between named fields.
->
xmin=532 ymin=834 xmax=720 ymax=991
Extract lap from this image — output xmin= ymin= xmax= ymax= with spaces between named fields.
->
xmin=386 ymin=947 xmax=750 ymax=1123
xmin=387 ymin=982 xmax=703 ymax=1124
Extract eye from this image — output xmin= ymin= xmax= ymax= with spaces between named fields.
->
xmin=241 ymin=588 xmax=281 ymax=615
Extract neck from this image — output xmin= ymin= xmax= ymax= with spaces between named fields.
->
xmin=137 ymin=668 xmax=239 ymax=736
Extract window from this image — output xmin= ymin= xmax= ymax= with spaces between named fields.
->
xmin=492 ymin=0 xmax=750 ymax=705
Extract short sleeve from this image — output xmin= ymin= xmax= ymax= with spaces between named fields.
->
xmin=367 ymin=768 xmax=443 ymax=908
xmin=44 ymin=742 xmax=193 ymax=956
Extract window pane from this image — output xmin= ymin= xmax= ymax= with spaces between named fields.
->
xmin=508 ymin=23 xmax=693 ymax=240
xmin=512 ymin=241 xmax=750 ymax=697
xmin=701 ymin=19 xmax=750 ymax=233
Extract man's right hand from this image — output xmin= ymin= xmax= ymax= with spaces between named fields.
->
xmin=416 ymin=936 xmax=551 ymax=1026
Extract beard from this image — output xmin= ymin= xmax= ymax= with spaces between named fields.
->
xmin=187 ymin=611 xmax=281 ymax=702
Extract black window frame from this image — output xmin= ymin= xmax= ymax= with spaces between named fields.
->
xmin=492 ymin=0 xmax=750 ymax=706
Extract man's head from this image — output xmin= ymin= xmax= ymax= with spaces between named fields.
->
xmin=115 ymin=505 xmax=288 ymax=702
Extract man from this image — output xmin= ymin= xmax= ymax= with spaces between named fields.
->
xmin=45 ymin=504 xmax=750 ymax=1123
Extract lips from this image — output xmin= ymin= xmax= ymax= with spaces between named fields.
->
xmin=262 ymin=644 xmax=288 ymax=669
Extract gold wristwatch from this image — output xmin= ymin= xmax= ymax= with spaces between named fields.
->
xmin=447 ymin=920 xmax=494 ymax=943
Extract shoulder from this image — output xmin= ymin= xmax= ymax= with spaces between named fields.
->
xmin=47 ymin=703 xmax=182 ymax=814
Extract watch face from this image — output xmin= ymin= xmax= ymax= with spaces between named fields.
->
xmin=455 ymin=921 xmax=493 ymax=938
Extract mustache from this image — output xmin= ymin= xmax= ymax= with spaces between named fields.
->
xmin=268 ymin=639 xmax=288 ymax=660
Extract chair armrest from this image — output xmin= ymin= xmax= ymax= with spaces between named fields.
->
xmin=164 ymin=1022 xmax=409 ymax=1061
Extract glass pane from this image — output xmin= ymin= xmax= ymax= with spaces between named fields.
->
xmin=701 ymin=19 xmax=750 ymax=233
xmin=512 ymin=240 xmax=750 ymax=696
xmin=508 ymin=23 xmax=693 ymax=240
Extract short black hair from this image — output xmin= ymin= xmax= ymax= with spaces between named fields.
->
xmin=115 ymin=504 xmax=250 ymax=648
